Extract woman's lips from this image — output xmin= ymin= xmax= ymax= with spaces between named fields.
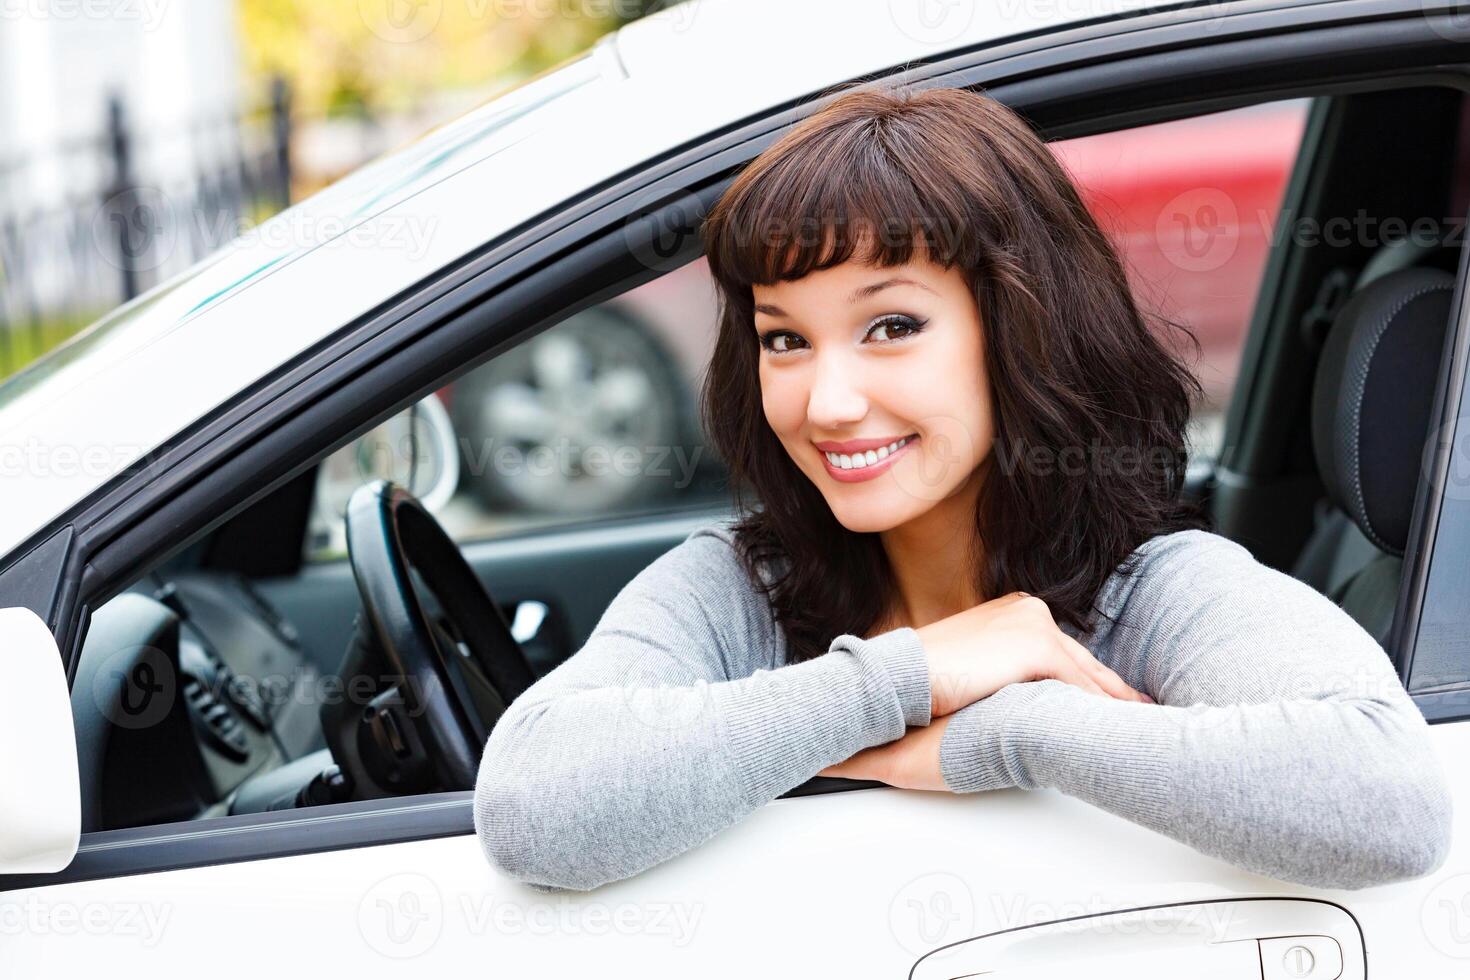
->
xmin=819 ymin=435 xmax=919 ymax=483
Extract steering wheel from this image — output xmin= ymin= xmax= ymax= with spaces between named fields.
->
xmin=339 ymin=479 xmax=536 ymax=792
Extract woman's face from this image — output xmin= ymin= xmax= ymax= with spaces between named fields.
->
xmin=752 ymin=252 xmax=994 ymax=534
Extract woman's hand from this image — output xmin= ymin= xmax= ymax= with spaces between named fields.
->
xmin=818 ymin=671 xmax=1153 ymax=791
xmin=818 ymin=593 xmax=1152 ymax=790
xmin=818 ymin=714 xmax=956 ymax=791
xmin=917 ymin=592 xmax=1151 ymax=717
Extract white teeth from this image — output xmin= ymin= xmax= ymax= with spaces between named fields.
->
xmin=824 ymin=434 xmax=914 ymax=470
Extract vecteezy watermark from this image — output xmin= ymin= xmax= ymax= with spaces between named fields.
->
xmin=990 ymin=435 xmax=1180 ymax=480
xmin=457 ymin=436 xmax=704 ymax=490
xmin=620 ymin=677 xmax=715 ymax=732
xmin=0 ymin=437 xmax=157 ymax=481
xmin=1155 ymin=186 xmax=1241 ymax=274
xmin=1422 ymin=872 xmax=1470 ymax=959
xmin=0 ymin=0 xmax=170 ymax=29
xmin=887 ymin=414 xmax=985 ymax=504
xmin=0 ymin=897 xmax=172 ymax=947
xmin=92 ymin=186 xmax=439 ymax=274
xmin=713 ymin=208 xmax=972 ymax=269
xmin=490 ymin=0 xmax=694 ymax=23
xmin=86 ymin=646 xmax=440 ymax=731
xmin=1419 ymin=0 xmax=1470 ymax=42
xmin=994 ymin=0 xmax=1232 ymax=26
xmin=359 ymin=0 xmax=700 ymax=45
xmin=90 ymin=644 xmax=177 ymax=731
xmin=987 ymin=892 xmax=1242 ymax=940
xmin=893 ymin=0 xmax=1232 ymax=52
xmin=623 ymin=186 xmax=705 ymax=275
xmin=358 ymin=0 xmax=443 ymax=43
xmin=1154 ymin=198 xmax=1470 ymax=273
xmin=1423 ymin=414 xmax=1470 ymax=503
xmin=358 ymin=873 xmax=444 ymax=959
xmin=458 ymin=893 xmax=704 ymax=946
xmin=889 ymin=871 xmax=977 ymax=956
xmin=357 ymin=872 xmax=704 ymax=958
xmin=888 ymin=0 xmax=977 ymax=45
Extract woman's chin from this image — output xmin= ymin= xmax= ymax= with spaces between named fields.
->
xmin=824 ymin=494 xmax=923 ymax=535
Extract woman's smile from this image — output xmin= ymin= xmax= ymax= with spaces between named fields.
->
xmin=816 ymin=433 xmax=920 ymax=483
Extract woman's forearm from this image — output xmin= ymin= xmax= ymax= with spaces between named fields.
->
xmin=474 ymin=609 xmax=930 ymax=893
xmin=936 ymin=528 xmax=1453 ymax=889
xmin=937 ymin=677 xmax=1451 ymax=888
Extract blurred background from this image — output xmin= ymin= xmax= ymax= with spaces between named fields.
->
xmin=0 ymin=1 xmax=1308 ymax=560
xmin=0 ymin=0 xmax=662 ymax=378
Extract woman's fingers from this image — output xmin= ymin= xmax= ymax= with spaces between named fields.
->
xmin=1043 ymin=646 xmax=1110 ymax=698
xmin=1057 ymin=632 xmax=1150 ymax=702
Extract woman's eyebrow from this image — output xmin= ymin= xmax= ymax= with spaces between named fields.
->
xmin=754 ymin=277 xmax=937 ymax=318
xmin=848 ymin=277 xmax=937 ymax=303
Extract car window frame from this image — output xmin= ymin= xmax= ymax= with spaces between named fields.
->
xmin=1396 ymin=206 xmax=1470 ymax=719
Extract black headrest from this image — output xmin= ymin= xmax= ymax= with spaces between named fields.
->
xmin=1312 ymin=266 xmax=1455 ymax=556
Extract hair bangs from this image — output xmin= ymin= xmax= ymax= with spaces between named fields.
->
xmin=704 ymin=119 xmax=972 ymax=290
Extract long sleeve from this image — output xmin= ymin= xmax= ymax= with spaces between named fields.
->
xmin=473 ymin=524 xmax=932 ymax=892
xmin=937 ymin=528 xmax=1453 ymax=890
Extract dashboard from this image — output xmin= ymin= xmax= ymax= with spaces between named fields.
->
xmin=72 ymin=571 xmax=327 ymax=833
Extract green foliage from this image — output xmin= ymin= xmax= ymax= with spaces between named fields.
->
xmin=236 ymin=0 xmax=640 ymax=120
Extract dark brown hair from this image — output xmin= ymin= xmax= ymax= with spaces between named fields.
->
xmin=698 ymin=81 xmax=1207 ymax=663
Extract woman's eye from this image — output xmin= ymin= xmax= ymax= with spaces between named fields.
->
xmin=866 ymin=315 xmax=927 ymax=343
xmin=759 ymin=330 xmax=806 ymax=354
xmin=759 ymin=317 xmax=925 ymax=354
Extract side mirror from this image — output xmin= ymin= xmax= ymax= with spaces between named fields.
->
xmin=0 ymin=607 xmax=80 ymax=873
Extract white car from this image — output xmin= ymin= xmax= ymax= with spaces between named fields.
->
xmin=3 ymin=0 xmax=1470 ymax=975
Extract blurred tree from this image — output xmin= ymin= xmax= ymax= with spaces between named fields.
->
xmin=236 ymin=0 xmax=665 ymax=121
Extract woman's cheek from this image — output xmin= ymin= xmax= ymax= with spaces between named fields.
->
xmin=759 ymin=372 xmax=805 ymax=440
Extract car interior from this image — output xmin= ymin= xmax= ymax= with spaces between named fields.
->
xmin=66 ymin=81 xmax=1469 ymax=836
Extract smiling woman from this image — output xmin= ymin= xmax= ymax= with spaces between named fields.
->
xmin=472 ymin=81 xmax=1453 ymax=892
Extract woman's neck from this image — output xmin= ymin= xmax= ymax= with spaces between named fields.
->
xmin=876 ymin=465 xmax=986 ymax=631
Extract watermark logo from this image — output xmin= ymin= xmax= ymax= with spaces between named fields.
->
xmin=1156 ymin=187 xmax=1240 ymax=273
xmin=624 ymin=186 xmax=704 ymax=275
xmin=93 ymin=185 xmax=179 ymax=275
xmin=358 ymin=872 xmax=444 ymax=958
xmin=1423 ymin=414 xmax=1470 ymax=503
xmin=1420 ymin=0 xmax=1470 ymax=42
xmin=888 ymin=415 xmax=985 ymax=504
xmin=889 ymin=0 xmax=975 ymax=45
xmin=359 ymin=0 xmax=443 ymax=43
xmin=889 ymin=871 xmax=976 ymax=956
xmin=620 ymin=677 xmax=715 ymax=731
xmin=1422 ymin=872 xmax=1470 ymax=959
xmin=0 ymin=0 xmax=172 ymax=30
xmin=0 ymin=897 xmax=172 ymax=946
xmin=459 ymin=894 xmax=704 ymax=945
xmin=91 ymin=644 xmax=176 ymax=731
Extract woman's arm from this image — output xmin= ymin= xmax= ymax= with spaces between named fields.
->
xmin=936 ymin=529 xmax=1453 ymax=889
xmin=473 ymin=525 xmax=931 ymax=892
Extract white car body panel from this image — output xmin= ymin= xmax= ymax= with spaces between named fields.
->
xmin=4 ymin=722 xmax=1468 ymax=975
xmin=0 ymin=0 xmax=1190 ymax=562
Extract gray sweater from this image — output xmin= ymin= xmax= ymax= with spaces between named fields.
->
xmin=472 ymin=519 xmax=1453 ymax=893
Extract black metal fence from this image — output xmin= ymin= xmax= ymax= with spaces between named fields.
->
xmin=0 ymin=78 xmax=292 ymax=379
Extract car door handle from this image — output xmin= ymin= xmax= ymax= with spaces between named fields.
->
xmin=910 ymin=897 xmax=1362 ymax=980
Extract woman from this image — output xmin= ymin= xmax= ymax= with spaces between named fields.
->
xmin=472 ymin=83 xmax=1451 ymax=893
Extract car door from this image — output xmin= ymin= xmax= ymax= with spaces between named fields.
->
xmin=6 ymin=3 xmax=1470 ymax=977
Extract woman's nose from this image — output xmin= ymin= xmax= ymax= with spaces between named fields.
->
xmin=806 ymin=352 xmax=868 ymax=430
